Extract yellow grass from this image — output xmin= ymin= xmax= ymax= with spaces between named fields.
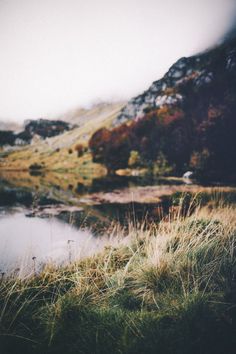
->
xmin=0 ymin=102 xmax=124 ymax=172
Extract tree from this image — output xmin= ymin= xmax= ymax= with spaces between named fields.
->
xmin=89 ymin=126 xmax=132 ymax=174
xmin=74 ymin=144 xmax=84 ymax=157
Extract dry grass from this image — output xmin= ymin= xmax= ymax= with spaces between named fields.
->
xmin=0 ymin=102 xmax=124 ymax=172
xmin=0 ymin=197 xmax=236 ymax=353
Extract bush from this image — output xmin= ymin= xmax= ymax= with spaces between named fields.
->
xmin=128 ymin=150 xmax=141 ymax=167
xmin=29 ymin=163 xmax=43 ymax=170
xmin=74 ymin=144 xmax=84 ymax=157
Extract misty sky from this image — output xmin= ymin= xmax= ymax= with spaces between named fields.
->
xmin=0 ymin=0 xmax=236 ymax=122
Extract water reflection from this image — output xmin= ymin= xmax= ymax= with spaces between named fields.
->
xmin=0 ymin=210 xmax=113 ymax=277
xmin=1 ymin=170 xmax=236 ymax=276
xmin=0 ymin=169 xmax=190 ymax=200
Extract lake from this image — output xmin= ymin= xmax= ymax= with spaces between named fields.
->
xmin=0 ymin=170 xmax=235 ymax=276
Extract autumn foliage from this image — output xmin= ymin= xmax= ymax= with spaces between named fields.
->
xmin=89 ymin=38 xmax=236 ymax=181
xmin=89 ymin=106 xmax=188 ymax=173
xmin=74 ymin=144 xmax=84 ymax=157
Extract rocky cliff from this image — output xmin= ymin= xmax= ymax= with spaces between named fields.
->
xmin=115 ymin=39 xmax=236 ymax=126
xmin=90 ymin=37 xmax=236 ymax=181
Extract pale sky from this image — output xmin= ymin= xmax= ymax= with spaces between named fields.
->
xmin=0 ymin=0 xmax=236 ymax=122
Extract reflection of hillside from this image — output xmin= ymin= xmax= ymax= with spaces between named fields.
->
xmin=0 ymin=171 xmax=119 ymax=232
xmin=2 ymin=170 xmax=236 ymax=207
xmin=0 ymin=171 xmax=140 ymax=198
xmin=1 ymin=171 xmax=236 ymax=234
xmin=0 ymin=170 xmax=94 ymax=200
xmin=0 ymin=171 xmax=136 ymax=208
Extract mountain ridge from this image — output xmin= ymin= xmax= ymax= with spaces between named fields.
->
xmin=114 ymin=38 xmax=236 ymax=126
xmin=89 ymin=38 xmax=236 ymax=181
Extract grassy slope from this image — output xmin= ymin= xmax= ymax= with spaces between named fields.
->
xmin=1 ymin=195 xmax=236 ymax=354
xmin=0 ymin=102 xmax=125 ymax=174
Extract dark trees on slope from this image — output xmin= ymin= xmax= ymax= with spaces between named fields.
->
xmin=89 ymin=126 xmax=133 ymax=174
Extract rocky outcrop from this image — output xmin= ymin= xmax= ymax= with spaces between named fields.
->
xmin=114 ymin=38 xmax=236 ymax=126
xmin=23 ymin=119 xmax=74 ymax=139
xmin=0 ymin=119 xmax=74 ymax=147
xmin=90 ymin=37 xmax=236 ymax=182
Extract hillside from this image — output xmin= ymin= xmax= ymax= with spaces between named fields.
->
xmin=0 ymin=102 xmax=125 ymax=173
xmin=58 ymin=101 xmax=126 ymax=126
xmin=89 ymin=38 xmax=236 ymax=181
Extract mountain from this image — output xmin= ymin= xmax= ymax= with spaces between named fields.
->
xmin=22 ymin=118 xmax=74 ymax=140
xmin=89 ymin=38 xmax=236 ymax=181
xmin=59 ymin=101 xmax=126 ymax=126
xmin=0 ymin=102 xmax=125 ymax=173
xmin=114 ymin=39 xmax=236 ymax=125
xmin=0 ymin=119 xmax=74 ymax=147
xmin=0 ymin=121 xmax=22 ymax=147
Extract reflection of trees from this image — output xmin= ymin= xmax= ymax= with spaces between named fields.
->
xmin=76 ymin=182 xmax=89 ymax=194
xmin=0 ymin=170 xmax=94 ymax=197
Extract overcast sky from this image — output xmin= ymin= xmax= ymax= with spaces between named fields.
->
xmin=0 ymin=0 xmax=236 ymax=122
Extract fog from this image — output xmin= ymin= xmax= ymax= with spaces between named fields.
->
xmin=0 ymin=0 xmax=236 ymax=122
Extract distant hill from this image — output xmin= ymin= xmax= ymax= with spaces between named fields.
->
xmin=89 ymin=38 xmax=236 ymax=181
xmin=58 ymin=101 xmax=126 ymax=127
xmin=0 ymin=119 xmax=74 ymax=147
xmin=0 ymin=101 xmax=125 ymax=173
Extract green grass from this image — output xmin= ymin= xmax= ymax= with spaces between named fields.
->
xmin=1 ymin=198 xmax=236 ymax=353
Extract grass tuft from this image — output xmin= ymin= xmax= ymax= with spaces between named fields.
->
xmin=1 ymin=195 xmax=236 ymax=353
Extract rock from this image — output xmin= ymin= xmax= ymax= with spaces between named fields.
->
xmin=0 ymin=119 xmax=75 ymax=148
xmin=113 ymin=56 xmax=203 ymax=125
xmin=24 ymin=118 xmax=73 ymax=139
xmin=226 ymin=49 xmax=236 ymax=71
xmin=183 ymin=171 xmax=194 ymax=179
xmin=113 ymin=39 xmax=236 ymax=128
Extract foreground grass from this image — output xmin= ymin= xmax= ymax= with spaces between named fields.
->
xmin=1 ymin=198 xmax=236 ymax=353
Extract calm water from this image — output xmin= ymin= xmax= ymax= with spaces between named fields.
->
xmin=0 ymin=171 xmax=140 ymax=275
xmin=0 ymin=171 xmax=235 ymax=275
xmin=0 ymin=209 xmax=114 ymax=276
